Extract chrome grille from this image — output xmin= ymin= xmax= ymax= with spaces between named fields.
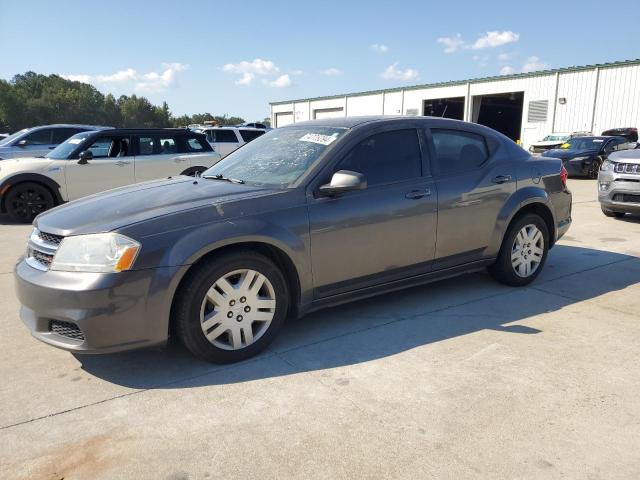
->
xmin=614 ymin=163 xmax=640 ymax=174
xmin=25 ymin=228 xmax=62 ymax=271
xmin=49 ymin=320 xmax=84 ymax=341
xmin=613 ymin=194 xmax=640 ymax=203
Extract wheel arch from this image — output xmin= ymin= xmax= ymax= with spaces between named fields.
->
xmin=487 ymin=187 xmax=557 ymax=257
xmin=168 ymin=240 xmax=303 ymax=337
xmin=0 ymin=173 xmax=63 ymax=213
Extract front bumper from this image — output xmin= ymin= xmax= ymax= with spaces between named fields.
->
xmin=598 ymin=171 xmax=640 ymax=213
xmin=14 ymin=259 xmax=184 ymax=353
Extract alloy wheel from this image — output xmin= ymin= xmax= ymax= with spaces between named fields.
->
xmin=199 ymin=269 xmax=276 ymax=350
xmin=511 ymin=224 xmax=544 ymax=278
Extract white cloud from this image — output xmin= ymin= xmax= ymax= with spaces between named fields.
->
xmin=222 ymin=58 xmax=280 ymax=76
xmin=236 ymin=72 xmax=255 ymax=86
xmin=437 ymin=34 xmax=464 ymax=53
xmin=380 ymin=63 xmax=419 ymax=82
xmin=471 ymin=31 xmax=519 ymax=50
xmin=268 ymin=74 xmax=292 ymax=88
xmin=61 ymin=63 xmax=188 ymax=93
xmin=370 ymin=43 xmax=389 ymax=53
xmin=497 ymin=52 xmax=511 ymax=62
xmin=522 ymin=56 xmax=549 ymax=73
xmin=323 ymin=68 xmax=342 ymax=76
xmin=499 ymin=56 xmax=549 ymax=75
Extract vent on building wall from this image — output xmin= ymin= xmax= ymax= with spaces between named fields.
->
xmin=527 ymin=100 xmax=548 ymax=123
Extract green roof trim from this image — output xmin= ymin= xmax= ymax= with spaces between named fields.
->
xmin=270 ymin=58 xmax=640 ymax=106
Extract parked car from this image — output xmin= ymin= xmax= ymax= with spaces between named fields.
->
xmin=14 ymin=116 xmax=572 ymax=363
xmin=236 ymin=122 xmax=270 ymax=130
xmin=528 ymin=131 xmax=591 ymax=154
xmin=0 ymin=124 xmax=111 ymax=160
xmin=542 ymin=136 xmax=634 ymax=177
xmin=197 ymin=126 xmax=267 ymax=158
xmin=0 ymin=128 xmax=221 ymax=221
xmin=599 ymin=149 xmax=640 ymax=217
xmin=601 ymin=127 xmax=638 ymax=143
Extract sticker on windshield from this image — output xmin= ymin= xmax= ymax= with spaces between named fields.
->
xmin=68 ymin=138 xmax=83 ymax=144
xmin=560 ymin=143 xmax=570 ymax=149
xmin=299 ymin=133 xmax=338 ymax=146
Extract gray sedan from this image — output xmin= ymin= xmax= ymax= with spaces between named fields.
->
xmin=15 ymin=116 xmax=572 ymax=363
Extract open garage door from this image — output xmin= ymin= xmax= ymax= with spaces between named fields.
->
xmin=423 ymin=97 xmax=465 ymax=120
xmin=314 ymin=108 xmax=344 ymax=120
xmin=471 ymin=92 xmax=524 ymax=142
xmin=275 ymin=112 xmax=294 ymax=128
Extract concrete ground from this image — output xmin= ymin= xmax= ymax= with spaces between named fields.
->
xmin=1 ymin=179 xmax=639 ymax=479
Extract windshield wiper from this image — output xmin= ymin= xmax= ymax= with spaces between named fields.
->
xmin=202 ymin=174 xmax=245 ymax=184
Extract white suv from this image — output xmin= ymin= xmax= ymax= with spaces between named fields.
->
xmin=0 ymin=128 xmax=222 ymax=221
xmin=197 ymin=127 xmax=266 ymax=158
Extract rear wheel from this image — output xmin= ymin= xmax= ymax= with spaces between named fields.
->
xmin=5 ymin=182 xmax=55 ymax=222
xmin=488 ymin=213 xmax=549 ymax=286
xmin=601 ymin=208 xmax=625 ymax=218
xmin=174 ymin=250 xmax=289 ymax=363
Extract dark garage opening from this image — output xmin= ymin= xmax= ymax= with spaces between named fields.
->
xmin=472 ymin=92 xmax=524 ymax=142
xmin=423 ymin=97 xmax=465 ymax=120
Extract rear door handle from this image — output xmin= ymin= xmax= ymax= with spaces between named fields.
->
xmin=405 ymin=188 xmax=432 ymax=200
xmin=492 ymin=175 xmax=512 ymax=184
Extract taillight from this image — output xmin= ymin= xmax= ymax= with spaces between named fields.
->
xmin=560 ymin=164 xmax=568 ymax=187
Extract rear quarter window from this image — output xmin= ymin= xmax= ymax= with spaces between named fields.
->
xmin=180 ymin=136 xmax=212 ymax=153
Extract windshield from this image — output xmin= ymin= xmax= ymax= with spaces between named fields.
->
xmin=562 ymin=137 xmax=605 ymax=150
xmin=542 ymin=135 xmax=569 ymax=142
xmin=202 ymin=126 xmax=347 ymax=187
xmin=46 ymin=132 xmax=93 ymax=159
xmin=0 ymin=128 xmax=29 ymax=146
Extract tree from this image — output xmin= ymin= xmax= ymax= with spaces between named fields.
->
xmin=0 ymin=71 xmax=246 ymax=133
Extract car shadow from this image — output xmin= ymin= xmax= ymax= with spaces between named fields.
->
xmin=0 ymin=214 xmax=27 ymax=226
xmin=75 ymin=245 xmax=640 ymax=389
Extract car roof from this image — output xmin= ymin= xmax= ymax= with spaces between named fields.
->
xmin=26 ymin=124 xmax=113 ymax=131
xmin=284 ymin=115 xmax=473 ymax=129
xmin=92 ymin=128 xmax=202 ymax=135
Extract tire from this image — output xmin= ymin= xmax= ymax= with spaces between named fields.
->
xmin=173 ymin=250 xmax=289 ymax=363
xmin=5 ymin=182 xmax=55 ymax=223
xmin=488 ymin=213 xmax=550 ymax=287
xmin=589 ymin=159 xmax=602 ymax=179
xmin=601 ymin=208 xmax=625 ymax=218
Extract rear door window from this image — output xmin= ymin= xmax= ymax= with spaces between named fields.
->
xmin=52 ymin=128 xmax=85 ymax=144
xmin=239 ymin=129 xmax=265 ymax=142
xmin=137 ymin=136 xmax=156 ymax=155
xmin=211 ymin=129 xmax=239 ymax=143
xmin=159 ymin=137 xmax=178 ymax=154
xmin=430 ymin=129 xmax=489 ymax=175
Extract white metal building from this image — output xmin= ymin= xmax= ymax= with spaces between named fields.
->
xmin=270 ymin=59 xmax=640 ymax=149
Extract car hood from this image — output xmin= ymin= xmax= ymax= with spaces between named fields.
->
xmin=610 ymin=150 xmax=640 ymax=164
xmin=35 ymin=176 xmax=283 ymax=236
xmin=0 ymin=156 xmax=52 ymax=173
xmin=543 ymin=148 xmax=598 ymax=160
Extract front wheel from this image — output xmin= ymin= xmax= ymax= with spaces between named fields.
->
xmin=173 ymin=250 xmax=289 ymax=363
xmin=488 ymin=213 xmax=549 ymax=286
xmin=5 ymin=182 xmax=55 ymax=222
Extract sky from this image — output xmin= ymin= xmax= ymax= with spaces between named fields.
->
xmin=1 ymin=0 xmax=639 ymax=122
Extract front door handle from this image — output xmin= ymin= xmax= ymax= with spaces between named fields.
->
xmin=405 ymin=188 xmax=432 ymax=200
xmin=115 ymin=160 xmax=131 ymax=167
xmin=492 ymin=175 xmax=512 ymax=184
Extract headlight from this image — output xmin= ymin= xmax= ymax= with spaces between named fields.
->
xmin=600 ymin=160 xmax=614 ymax=172
xmin=51 ymin=233 xmax=140 ymax=273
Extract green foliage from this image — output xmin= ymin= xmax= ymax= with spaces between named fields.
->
xmin=0 ymin=72 xmax=248 ymax=133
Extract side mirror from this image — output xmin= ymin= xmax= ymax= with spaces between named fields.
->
xmin=16 ymin=139 xmax=27 ymax=147
xmin=78 ymin=150 xmax=93 ymax=164
xmin=319 ymin=170 xmax=367 ymax=197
